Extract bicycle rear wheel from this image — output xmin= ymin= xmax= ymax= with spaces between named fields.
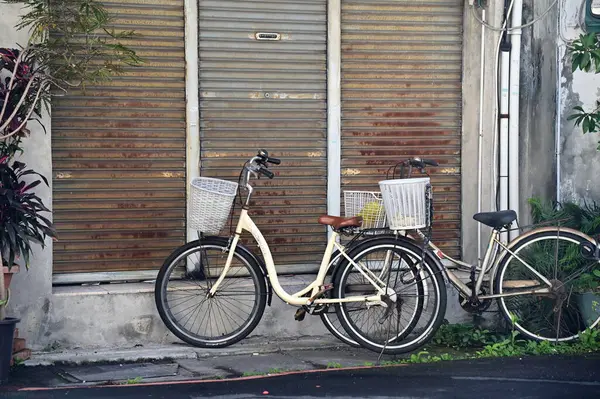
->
xmin=155 ymin=237 xmax=267 ymax=348
xmin=494 ymin=229 xmax=600 ymax=342
xmin=333 ymin=237 xmax=446 ymax=354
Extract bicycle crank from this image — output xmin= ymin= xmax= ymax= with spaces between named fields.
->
xmin=459 ymin=282 xmax=492 ymax=313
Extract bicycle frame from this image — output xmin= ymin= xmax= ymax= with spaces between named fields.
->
xmin=412 ymin=227 xmax=597 ymax=300
xmin=208 ymin=208 xmax=390 ymax=306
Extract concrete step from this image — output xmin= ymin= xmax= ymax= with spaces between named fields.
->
xmin=40 ymin=274 xmax=473 ymax=356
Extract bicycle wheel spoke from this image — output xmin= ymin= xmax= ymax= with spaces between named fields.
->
xmin=498 ymin=230 xmax=600 ymax=341
xmin=156 ymin=242 xmax=264 ymax=346
xmin=336 ymin=240 xmax=445 ymax=354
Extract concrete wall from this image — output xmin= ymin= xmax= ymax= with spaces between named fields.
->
xmin=462 ymin=0 xmax=562 ymax=262
xmin=558 ymin=0 xmax=600 ymax=203
xmin=519 ymin=0 xmax=559 ymax=224
xmin=0 ymin=3 xmax=55 ymax=350
xmin=461 ymin=2 xmax=505 ymax=265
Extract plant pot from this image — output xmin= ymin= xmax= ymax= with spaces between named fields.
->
xmin=576 ymin=292 xmax=600 ymax=326
xmin=0 ymin=317 xmax=19 ymax=384
xmin=2 ymin=265 xmax=19 ymax=290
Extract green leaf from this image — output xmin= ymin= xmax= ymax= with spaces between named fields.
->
xmin=582 ymin=52 xmax=592 ymax=71
xmin=583 ymin=118 xmax=590 ymax=134
xmin=573 ymin=54 xmax=583 ymax=72
xmin=573 ymin=106 xmax=585 ymax=112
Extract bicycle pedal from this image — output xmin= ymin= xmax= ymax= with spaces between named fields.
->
xmin=294 ymin=308 xmax=306 ymax=321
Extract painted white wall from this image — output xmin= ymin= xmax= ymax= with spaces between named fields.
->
xmin=0 ymin=3 xmax=54 ymax=349
xmin=558 ymin=0 xmax=600 ymax=202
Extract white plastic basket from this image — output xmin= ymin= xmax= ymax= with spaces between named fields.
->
xmin=378 ymin=177 xmax=430 ymax=230
xmin=189 ymin=177 xmax=239 ymax=234
xmin=343 ymin=191 xmax=388 ymax=229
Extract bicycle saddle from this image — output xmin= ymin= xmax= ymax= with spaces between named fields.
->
xmin=473 ymin=210 xmax=517 ymax=229
xmin=318 ymin=215 xmax=363 ymax=230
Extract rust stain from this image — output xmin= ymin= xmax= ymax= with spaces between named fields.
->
xmin=381 ymin=111 xmax=435 ymax=118
xmin=372 ymin=121 xmax=440 ymax=127
xmin=349 ymin=130 xmax=456 ymax=137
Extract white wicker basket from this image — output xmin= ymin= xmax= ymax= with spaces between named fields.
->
xmin=343 ymin=191 xmax=388 ymax=229
xmin=189 ymin=177 xmax=238 ymax=234
xmin=378 ymin=177 xmax=430 ymax=230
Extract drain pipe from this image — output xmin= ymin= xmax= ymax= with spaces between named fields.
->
xmin=499 ymin=0 xmax=512 ymax=243
xmin=327 ymin=0 xmax=342 ymax=241
xmin=477 ymin=8 xmax=486 ymax=265
xmin=499 ymin=34 xmax=510 ymax=242
xmin=184 ymin=0 xmax=200 ymax=246
xmin=508 ymin=0 xmax=523 ymax=240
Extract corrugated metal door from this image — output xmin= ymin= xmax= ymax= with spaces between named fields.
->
xmin=198 ymin=1 xmax=328 ymax=267
xmin=341 ymin=0 xmax=463 ymax=257
xmin=52 ymin=0 xmax=186 ymax=275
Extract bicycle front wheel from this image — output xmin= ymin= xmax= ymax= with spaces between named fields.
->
xmin=333 ymin=237 xmax=447 ymax=354
xmin=155 ymin=237 xmax=267 ymax=348
xmin=494 ymin=229 xmax=600 ymax=342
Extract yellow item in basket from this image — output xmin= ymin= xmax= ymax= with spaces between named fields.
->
xmin=392 ymin=214 xmax=417 ymax=228
xmin=358 ymin=201 xmax=384 ymax=224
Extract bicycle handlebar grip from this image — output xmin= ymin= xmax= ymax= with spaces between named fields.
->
xmin=422 ymin=159 xmax=439 ymax=167
xmin=257 ymin=149 xmax=281 ymax=165
xmin=259 ymin=167 xmax=275 ymax=179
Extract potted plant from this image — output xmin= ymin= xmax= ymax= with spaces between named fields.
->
xmin=573 ymin=270 xmax=600 ymax=325
xmin=0 ymin=155 xmax=55 ymax=382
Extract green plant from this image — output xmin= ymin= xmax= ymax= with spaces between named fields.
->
xmin=124 ymin=377 xmax=143 ymax=385
xmin=1 ymin=0 xmax=141 ymax=141
xmin=568 ymin=33 xmax=600 ymax=149
xmin=432 ymin=321 xmax=502 ymax=348
xmin=267 ymin=368 xmax=284 ymax=374
xmin=528 ymin=198 xmax=600 ymax=293
xmin=326 ymin=362 xmax=342 ymax=369
xmin=242 ymin=371 xmax=264 ymax=377
xmin=0 ymin=157 xmax=55 ymax=319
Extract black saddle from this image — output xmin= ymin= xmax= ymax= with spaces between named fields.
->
xmin=473 ymin=210 xmax=517 ymax=229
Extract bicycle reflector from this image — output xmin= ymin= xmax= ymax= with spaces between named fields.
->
xmin=580 ymin=240 xmax=600 ymax=260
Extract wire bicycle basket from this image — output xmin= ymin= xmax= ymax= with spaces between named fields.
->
xmin=378 ymin=177 xmax=431 ymax=231
xmin=189 ymin=177 xmax=239 ymax=235
xmin=343 ymin=191 xmax=388 ymax=230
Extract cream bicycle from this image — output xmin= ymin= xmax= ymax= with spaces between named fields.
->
xmin=155 ymin=150 xmax=447 ymax=354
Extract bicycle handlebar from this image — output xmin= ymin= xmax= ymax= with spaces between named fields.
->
xmin=408 ymin=158 xmax=438 ymax=168
xmin=258 ymin=149 xmax=281 ymax=165
xmin=258 ymin=167 xmax=274 ymax=179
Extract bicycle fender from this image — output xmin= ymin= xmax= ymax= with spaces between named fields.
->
xmin=204 ymin=236 xmax=273 ymax=307
xmin=329 ymin=234 xmax=447 ymax=283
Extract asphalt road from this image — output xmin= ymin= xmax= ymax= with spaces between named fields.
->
xmin=2 ymin=355 xmax=599 ymax=398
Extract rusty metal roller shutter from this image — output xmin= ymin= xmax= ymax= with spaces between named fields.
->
xmin=341 ymin=0 xmax=463 ymax=258
xmin=51 ymin=0 xmax=186 ymax=274
xmin=199 ymin=0 xmax=328 ymax=267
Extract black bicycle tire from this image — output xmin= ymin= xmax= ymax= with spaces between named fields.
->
xmin=493 ymin=229 xmax=600 ymax=342
xmin=333 ymin=237 xmax=447 ymax=354
xmin=155 ymin=238 xmax=267 ymax=348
